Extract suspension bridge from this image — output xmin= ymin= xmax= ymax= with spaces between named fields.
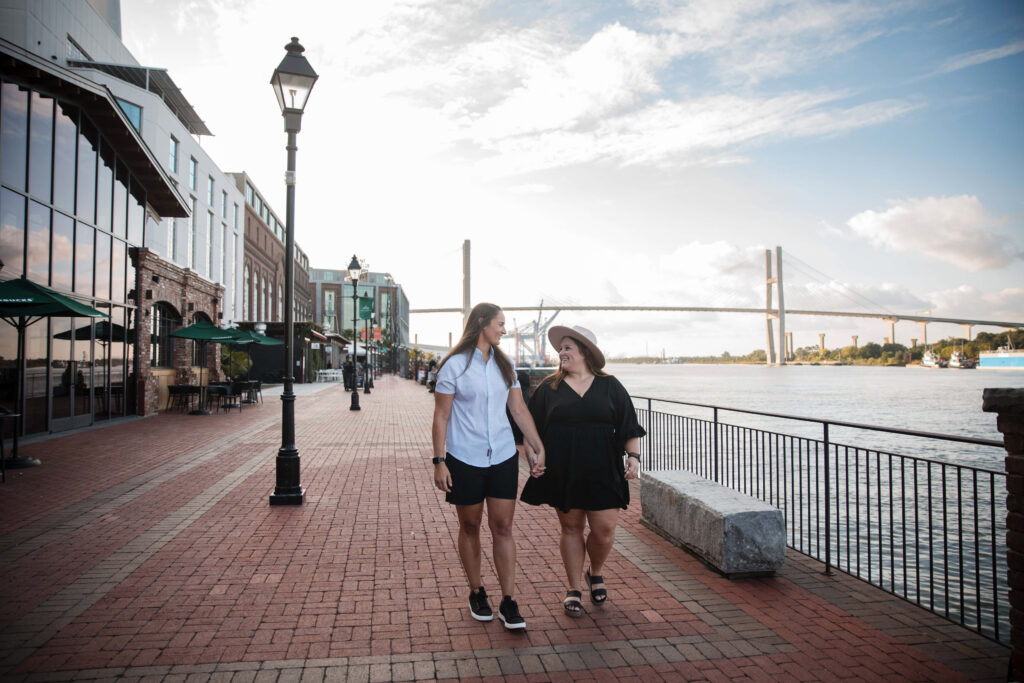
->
xmin=410 ymin=242 xmax=1023 ymax=365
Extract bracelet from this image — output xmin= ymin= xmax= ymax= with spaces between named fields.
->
xmin=627 ymin=453 xmax=640 ymax=462
xmin=432 ymin=456 xmax=445 ymax=465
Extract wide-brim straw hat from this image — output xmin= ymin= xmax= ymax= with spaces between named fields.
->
xmin=548 ymin=325 xmax=606 ymax=370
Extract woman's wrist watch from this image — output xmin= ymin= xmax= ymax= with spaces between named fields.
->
xmin=432 ymin=456 xmax=446 ymax=465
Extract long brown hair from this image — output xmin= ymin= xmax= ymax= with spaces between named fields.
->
xmin=544 ymin=334 xmax=608 ymax=390
xmin=436 ymin=302 xmax=517 ymax=387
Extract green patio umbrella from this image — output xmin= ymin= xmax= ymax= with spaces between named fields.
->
xmin=54 ymin=320 xmax=135 ymax=344
xmin=170 ymin=321 xmax=238 ymax=415
xmin=0 ymin=276 xmax=108 ymax=471
xmin=231 ymin=329 xmax=283 ymax=381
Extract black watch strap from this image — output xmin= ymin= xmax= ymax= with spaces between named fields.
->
xmin=627 ymin=453 xmax=641 ymax=461
xmin=432 ymin=456 xmax=446 ymax=465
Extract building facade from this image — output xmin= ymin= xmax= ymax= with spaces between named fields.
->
xmin=228 ymin=172 xmax=312 ymax=330
xmin=0 ymin=0 xmax=255 ymax=433
xmin=308 ymin=267 xmax=409 ymax=373
xmin=0 ymin=36 xmax=189 ymax=434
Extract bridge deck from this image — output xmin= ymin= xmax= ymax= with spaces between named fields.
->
xmin=0 ymin=377 xmax=1008 ymax=681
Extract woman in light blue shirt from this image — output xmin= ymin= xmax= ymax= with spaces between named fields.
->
xmin=432 ymin=302 xmax=545 ymax=631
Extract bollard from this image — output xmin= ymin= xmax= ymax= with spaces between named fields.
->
xmin=982 ymin=388 xmax=1024 ymax=678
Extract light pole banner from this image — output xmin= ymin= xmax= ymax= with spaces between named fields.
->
xmin=358 ymin=297 xmax=373 ymax=320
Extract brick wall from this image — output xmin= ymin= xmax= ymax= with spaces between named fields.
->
xmin=982 ymin=387 xmax=1024 ymax=675
xmin=131 ymin=248 xmax=225 ymax=415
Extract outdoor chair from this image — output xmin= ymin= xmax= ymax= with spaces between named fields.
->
xmin=222 ymin=381 xmax=245 ymax=413
xmin=166 ymin=385 xmax=191 ymax=412
xmin=204 ymin=385 xmax=226 ymax=412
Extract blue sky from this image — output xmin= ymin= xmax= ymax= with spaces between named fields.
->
xmin=122 ymin=0 xmax=1024 ymax=357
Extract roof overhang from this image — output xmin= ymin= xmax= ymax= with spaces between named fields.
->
xmin=0 ymin=39 xmax=190 ymax=218
xmin=67 ymin=59 xmax=212 ymax=137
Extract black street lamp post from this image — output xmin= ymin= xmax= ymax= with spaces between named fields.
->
xmin=269 ymin=37 xmax=317 ymax=506
xmin=363 ymin=315 xmax=372 ymax=394
xmin=348 ymin=255 xmax=361 ymax=411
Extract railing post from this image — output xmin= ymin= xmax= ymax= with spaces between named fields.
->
xmin=713 ymin=407 xmax=720 ymax=483
xmin=823 ymin=422 xmax=833 ymax=575
xmin=982 ymin=388 xmax=1024 ymax=674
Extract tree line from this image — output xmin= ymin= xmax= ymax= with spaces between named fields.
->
xmin=613 ymin=330 xmax=1024 ymax=366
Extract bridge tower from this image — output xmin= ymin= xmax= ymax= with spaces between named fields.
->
xmin=765 ymin=247 xmax=787 ymax=365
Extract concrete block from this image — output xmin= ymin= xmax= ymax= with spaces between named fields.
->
xmin=641 ymin=471 xmax=785 ymax=577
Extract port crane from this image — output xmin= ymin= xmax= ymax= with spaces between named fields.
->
xmin=512 ymin=303 xmax=559 ymax=367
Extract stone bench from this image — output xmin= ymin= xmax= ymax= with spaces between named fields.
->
xmin=641 ymin=471 xmax=786 ymax=577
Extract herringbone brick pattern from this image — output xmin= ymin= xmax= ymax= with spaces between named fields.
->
xmin=0 ymin=376 xmax=1009 ymax=681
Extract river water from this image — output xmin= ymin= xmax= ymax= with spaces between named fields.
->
xmin=609 ymin=363 xmax=1022 ymax=470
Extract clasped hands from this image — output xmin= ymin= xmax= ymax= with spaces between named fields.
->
xmin=523 ymin=443 xmax=546 ymax=478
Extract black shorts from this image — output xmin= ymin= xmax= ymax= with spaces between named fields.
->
xmin=445 ymin=452 xmax=519 ymax=506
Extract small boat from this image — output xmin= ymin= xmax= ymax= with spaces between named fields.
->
xmin=948 ymin=350 xmax=976 ymax=369
xmin=921 ymin=350 xmax=946 ymax=368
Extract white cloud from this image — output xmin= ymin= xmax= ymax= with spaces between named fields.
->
xmin=940 ymin=40 xmax=1024 ymax=74
xmin=846 ymin=196 xmax=1022 ymax=271
xmin=924 ymin=285 xmax=1024 ymax=324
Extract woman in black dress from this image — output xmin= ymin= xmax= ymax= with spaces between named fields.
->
xmin=520 ymin=325 xmax=645 ymax=617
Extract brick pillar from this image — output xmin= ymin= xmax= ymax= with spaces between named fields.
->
xmin=983 ymin=388 xmax=1024 ymax=674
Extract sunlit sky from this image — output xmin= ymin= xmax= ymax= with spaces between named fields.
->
xmin=121 ymin=0 xmax=1023 ymax=358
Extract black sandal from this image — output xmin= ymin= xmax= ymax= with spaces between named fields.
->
xmin=563 ymin=590 xmax=584 ymax=618
xmin=585 ymin=569 xmax=607 ymax=605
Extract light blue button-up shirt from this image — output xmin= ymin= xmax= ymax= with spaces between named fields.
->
xmin=435 ymin=347 xmax=520 ymax=468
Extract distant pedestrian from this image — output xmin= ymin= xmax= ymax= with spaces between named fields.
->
xmin=431 ymin=302 xmax=545 ymax=630
xmin=520 ymin=325 xmax=645 ymax=618
xmin=343 ymin=356 xmax=354 ymax=390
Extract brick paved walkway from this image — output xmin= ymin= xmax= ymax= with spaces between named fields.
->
xmin=0 ymin=376 xmax=1009 ymax=682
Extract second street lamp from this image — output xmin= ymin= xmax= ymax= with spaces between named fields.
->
xmin=269 ymin=37 xmax=317 ymax=506
xmin=348 ymin=255 xmax=361 ymax=411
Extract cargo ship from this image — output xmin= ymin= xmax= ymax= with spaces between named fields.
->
xmin=979 ymin=347 xmax=1024 ymax=369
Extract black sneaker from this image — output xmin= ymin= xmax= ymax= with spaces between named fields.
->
xmin=498 ymin=596 xmax=526 ymax=630
xmin=469 ymin=587 xmax=493 ymax=622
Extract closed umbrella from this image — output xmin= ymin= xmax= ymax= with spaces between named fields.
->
xmin=169 ymin=320 xmax=237 ymax=415
xmin=0 ymin=276 xmax=107 ymax=472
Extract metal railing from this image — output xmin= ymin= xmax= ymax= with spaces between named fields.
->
xmin=632 ymin=395 xmax=1008 ymax=644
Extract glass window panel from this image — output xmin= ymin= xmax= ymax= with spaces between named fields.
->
xmin=188 ymin=196 xmax=196 ymax=269
xmin=207 ymin=176 xmax=214 ymax=205
xmin=29 ymin=92 xmax=53 ymax=201
xmin=221 ymin=190 xmax=227 ymax=219
xmin=113 ymin=163 xmax=128 ymax=238
xmin=96 ymin=141 xmax=113 ymax=231
xmin=206 ymin=211 xmax=213 ymax=278
xmin=51 ymin=317 xmax=73 ymax=420
xmin=169 ymin=136 xmax=178 ymax=174
xmin=94 ymin=230 xmax=111 ymax=300
xmin=111 ymin=238 xmax=125 ymax=303
xmin=26 ymin=200 xmax=49 ymax=284
xmin=51 ymin=211 xmax=74 ymax=291
xmin=125 ymin=246 xmax=136 ymax=305
xmin=53 ymin=102 xmax=76 ymax=213
xmin=189 ymin=157 xmax=197 ymax=191
xmin=115 ymin=98 xmax=142 ymax=132
xmin=75 ymin=221 xmax=94 ymax=295
xmin=21 ymin=320 xmax=47 ymax=434
xmin=76 ymin=118 xmax=97 ymax=222
xmin=151 ymin=302 xmax=177 ymax=368
xmin=127 ymin=185 xmax=143 ymax=245
xmin=0 ymin=187 xmax=26 ymax=278
xmin=1 ymin=83 xmax=29 ymax=191
xmin=0 ymin=322 xmax=15 ymax=413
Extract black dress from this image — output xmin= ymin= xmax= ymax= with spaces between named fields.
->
xmin=520 ymin=374 xmax=646 ymax=512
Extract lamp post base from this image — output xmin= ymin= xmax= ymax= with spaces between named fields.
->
xmin=350 ymin=389 xmax=361 ymax=410
xmin=269 ymin=487 xmax=305 ymax=505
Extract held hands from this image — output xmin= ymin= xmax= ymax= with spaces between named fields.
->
xmin=624 ymin=456 xmax=640 ymax=480
xmin=525 ymin=444 xmax=546 ymax=478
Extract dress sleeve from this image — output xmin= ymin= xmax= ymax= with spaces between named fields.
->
xmin=528 ymin=379 xmax=550 ymax=437
xmin=608 ymin=376 xmax=646 ymax=450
